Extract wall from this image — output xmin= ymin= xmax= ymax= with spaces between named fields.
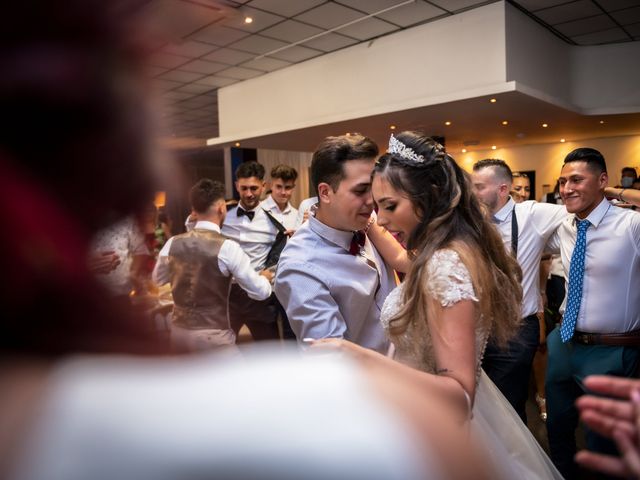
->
xmin=456 ymin=134 xmax=640 ymax=200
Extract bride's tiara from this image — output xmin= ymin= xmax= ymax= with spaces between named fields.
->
xmin=388 ymin=134 xmax=425 ymax=164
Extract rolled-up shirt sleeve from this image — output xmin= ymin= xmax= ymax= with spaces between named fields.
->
xmin=151 ymin=237 xmax=173 ymax=286
xmin=275 ymin=262 xmax=347 ymax=342
xmin=219 ymin=239 xmax=271 ymax=301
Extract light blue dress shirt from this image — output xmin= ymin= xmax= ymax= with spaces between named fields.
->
xmin=274 ymin=216 xmax=395 ymax=353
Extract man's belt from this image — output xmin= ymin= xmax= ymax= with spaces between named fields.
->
xmin=573 ymin=329 xmax=640 ymax=347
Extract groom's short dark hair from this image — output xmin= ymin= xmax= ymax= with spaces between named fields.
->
xmin=311 ymin=134 xmax=378 ymax=195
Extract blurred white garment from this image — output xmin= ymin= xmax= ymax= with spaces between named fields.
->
xmin=9 ymin=348 xmax=435 ymax=480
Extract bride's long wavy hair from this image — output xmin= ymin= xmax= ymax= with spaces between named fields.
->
xmin=374 ymin=131 xmax=522 ymax=346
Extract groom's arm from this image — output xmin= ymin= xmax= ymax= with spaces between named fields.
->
xmin=275 ymin=261 xmax=347 ymax=343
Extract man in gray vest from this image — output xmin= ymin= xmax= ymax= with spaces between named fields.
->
xmin=153 ymin=179 xmax=272 ymax=349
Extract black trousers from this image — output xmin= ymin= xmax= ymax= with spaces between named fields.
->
xmin=482 ymin=313 xmax=540 ymax=423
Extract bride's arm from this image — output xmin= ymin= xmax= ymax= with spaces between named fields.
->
xmin=312 ymin=300 xmax=477 ymax=419
xmin=366 ymin=221 xmax=411 ymax=273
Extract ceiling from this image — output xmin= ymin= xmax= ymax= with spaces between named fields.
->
xmin=150 ymin=0 xmax=640 ymax=150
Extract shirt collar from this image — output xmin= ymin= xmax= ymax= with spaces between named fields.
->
xmin=308 ymin=215 xmax=355 ymax=253
xmin=262 ymin=195 xmax=291 ymax=214
xmin=572 ymin=197 xmax=610 ymax=229
xmin=493 ymin=197 xmax=515 ymax=223
xmin=238 ymin=202 xmax=259 ymax=213
xmin=194 ymin=220 xmax=221 ymax=233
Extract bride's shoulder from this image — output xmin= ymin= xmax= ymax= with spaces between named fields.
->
xmin=426 ymin=248 xmax=478 ymax=307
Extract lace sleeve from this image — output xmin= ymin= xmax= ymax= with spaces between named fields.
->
xmin=426 ymin=249 xmax=478 ymax=307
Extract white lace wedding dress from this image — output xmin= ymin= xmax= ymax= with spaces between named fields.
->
xmin=381 ymin=249 xmax=562 ymax=479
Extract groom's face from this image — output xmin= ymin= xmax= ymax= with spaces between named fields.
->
xmin=324 ymin=158 xmax=376 ymax=231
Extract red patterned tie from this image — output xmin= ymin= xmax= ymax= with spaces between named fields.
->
xmin=349 ymin=230 xmax=366 ymax=255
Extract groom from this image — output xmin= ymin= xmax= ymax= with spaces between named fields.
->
xmin=274 ymin=134 xmax=396 ymax=353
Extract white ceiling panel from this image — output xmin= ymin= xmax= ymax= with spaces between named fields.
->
xmin=554 ymin=14 xmax=617 ymax=37
xmin=176 ymin=83 xmax=216 ymax=94
xmin=375 ymin=1 xmax=447 ymax=27
xmin=195 ymin=75 xmax=241 ymax=87
xmin=228 ymin=34 xmax=288 ymax=54
xmin=513 ymin=0 xmax=568 ymax=11
xmin=246 ymin=0 xmax=325 ymax=17
xmin=336 ymin=17 xmax=398 ymax=41
xmin=241 ymin=56 xmax=292 ymax=71
xmin=153 ymin=79 xmax=185 ymax=91
xmin=302 ymin=32 xmax=359 ymax=51
xmin=605 ymin=0 xmax=640 ymax=11
xmin=158 ymin=70 xmax=205 ymax=83
xmin=162 ymin=91 xmax=195 ymax=101
xmin=572 ymin=26 xmax=631 ymax=44
xmin=149 ymin=52 xmax=191 ymax=69
xmin=260 ymin=19 xmax=324 ymax=43
xmin=162 ymin=40 xmax=219 ymax=58
xmin=217 ymin=66 xmax=265 ymax=80
xmin=428 ymin=0 xmax=491 ymax=13
xmin=202 ymin=48 xmax=256 ymax=65
xmin=610 ymin=6 xmax=640 ymax=25
xmin=180 ymin=59 xmax=230 ymax=74
xmin=294 ymin=3 xmax=364 ymax=29
xmin=625 ymin=21 xmax=640 ymax=36
xmin=535 ymin=0 xmax=601 ymax=25
xmin=189 ymin=25 xmax=251 ymax=46
xmin=149 ymin=66 xmax=169 ymax=77
xmin=269 ymin=45 xmax=322 ymax=62
xmin=219 ymin=6 xmax=285 ymax=32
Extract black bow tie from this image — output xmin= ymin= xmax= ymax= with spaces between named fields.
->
xmin=237 ymin=207 xmax=255 ymax=221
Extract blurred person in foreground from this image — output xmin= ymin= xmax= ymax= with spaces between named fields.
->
xmin=0 ymin=2 xmax=490 ymax=479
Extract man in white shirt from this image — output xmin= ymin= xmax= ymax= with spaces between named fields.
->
xmin=153 ymin=179 xmax=272 ymax=349
xmin=275 ymin=134 xmax=395 ymax=353
xmin=261 ymin=164 xmax=299 ymax=233
xmin=472 ymin=159 xmax=567 ymax=423
xmin=222 ymin=161 xmax=280 ymax=340
xmin=544 ymin=148 xmax=640 ymax=479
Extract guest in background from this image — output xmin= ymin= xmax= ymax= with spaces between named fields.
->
xmin=222 ymin=162 xmax=280 ymax=340
xmin=617 ymin=166 xmax=638 ymax=189
xmin=545 ymin=148 xmax=640 ymax=479
xmin=153 ymin=179 xmax=272 ymax=349
xmin=261 ymin=164 xmax=299 ymax=234
xmin=512 ymin=172 xmax=531 ymax=201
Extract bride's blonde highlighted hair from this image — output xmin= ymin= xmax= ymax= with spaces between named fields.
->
xmin=374 ymin=131 xmax=522 ymax=347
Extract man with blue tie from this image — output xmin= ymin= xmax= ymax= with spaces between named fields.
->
xmin=546 ymin=148 xmax=640 ymax=479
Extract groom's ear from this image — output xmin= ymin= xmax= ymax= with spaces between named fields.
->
xmin=317 ymin=182 xmax=332 ymax=204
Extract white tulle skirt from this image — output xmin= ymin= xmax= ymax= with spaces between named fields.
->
xmin=473 ymin=370 xmax=563 ymax=479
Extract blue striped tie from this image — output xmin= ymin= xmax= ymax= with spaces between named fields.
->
xmin=561 ymin=219 xmax=591 ymax=342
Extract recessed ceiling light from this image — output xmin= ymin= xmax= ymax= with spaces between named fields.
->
xmin=599 ymin=120 xmax=605 ymax=124
xmin=390 ymin=125 xmax=396 ymax=130
xmin=491 ymin=145 xmax=497 ymax=150
xmin=490 ymin=98 xmax=497 ymax=103
xmin=501 ymin=120 xmax=508 ymax=126
xmin=542 ymin=123 xmax=548 ymax=128
xmin=462 ymin=148 xmax=467 ymax=153
xmin=445 ymin=121 xmax=452 ymax=126
xmin=560 ymin=138 xmax=566 ymax=143
xmin=244 ymin=16 xmax=253 ymax=24
xmin=235 ymin=142 xmax=240 ymax=147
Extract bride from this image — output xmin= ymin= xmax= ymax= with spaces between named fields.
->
xmin=314 ymin=131 xmax=562 ymax=479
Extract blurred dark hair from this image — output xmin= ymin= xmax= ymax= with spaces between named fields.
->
xmin=621 ymin=166 xmax=638 ymax=179
xmin=564 ymin=148 xmax=607 ymax=174
xmin=271 ymin=164 xmax=298 ymax=182
xmin=190 ymin=179 xmax=225 ymax=214
xmin=0 ymin=0 xmax=169 ymax=356
xmin=374 ymin=131 xmax=522 ymax=346
xmin=236 ymin=161 xmax=265 ymax=180
xmin=311 ymin=134 xmax=378 ymax=195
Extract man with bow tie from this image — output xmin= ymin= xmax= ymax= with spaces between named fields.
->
xmin=221 ymin=161 xmax=281 ymax=340
xmin=274 ymin=134 xmax=396 ymax=354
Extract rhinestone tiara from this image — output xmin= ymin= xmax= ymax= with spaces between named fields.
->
xmin=388 ymin=134 xmax=425 ymax=164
